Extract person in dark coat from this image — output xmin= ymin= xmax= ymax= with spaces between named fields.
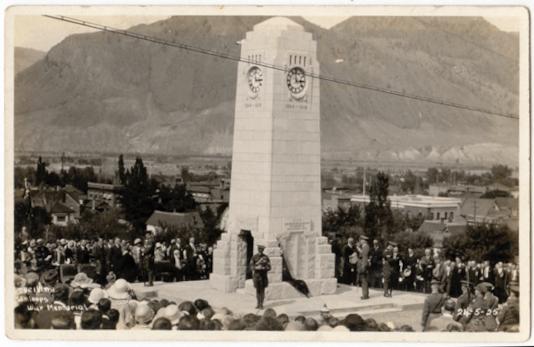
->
xmin=382 ymin=242 xmax=394 ymax=297
xmin=480 ymin=260 xmax=494 ymax=285
xmin=116 ymin=247 xmax=137 ymax=283
xmin=92 ymin=238 xmax=108 ymax=285
xmin=402 ymin=248 xmax=417 ymax=292
xmin=390 ymin=246 xmax=401 ymax=290
xmin=465 ymin=260 xmax=479 ymax=285
xmin=183 ymin=237 xmax=198 ymax=281
xmin=357 ymin=236 xmax=370 ymax=300
xmin=493 ymin=262 xmax=509 ymax=304
xmin=76 ymin=240 xmax=91 ymax=265
xmin=342 ymin=238 xmax=357 ymax=285
xmin=142 ymin=239 xmax=155 ymax=286
xmin=448 ymin=262 xmax=463 ymax=298
xmin=249 ymin=244 xmax=271 ymax=309
xmin=369 ymin=239 xmax=383 ymax=288
xmin=109 ymin=238 xmax=123 ymax=274
xmin=420 ymin=248 xmax=435 ymax=293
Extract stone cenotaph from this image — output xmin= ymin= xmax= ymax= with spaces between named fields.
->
xmin=209 ymin=17 xmax=337 ymax=299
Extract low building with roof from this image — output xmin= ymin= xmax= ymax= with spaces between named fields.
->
xmin=50 ymin=201 xmax=77 ymax=226
xmin=146 ymin=210 xmax=205 ymax=234
xmin=351 ymin=194 xmax=462 ymax=223
xmin=460 ymin=197 xmax=518 ymax=230
xmin=87 ymin=182 xmax=124 ymax=209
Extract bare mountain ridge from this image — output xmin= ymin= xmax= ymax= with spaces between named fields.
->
xmin=14 ymin=16 xmax=519 ymax=166
xmin=14 ymin=47 xmax=45 ymax=75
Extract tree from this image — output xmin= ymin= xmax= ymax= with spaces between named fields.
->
xmin=401 ymin=170 xmax=417 ymax=193
xmin=364 ymin=172 xmax=394 ymax=240
xmin=442 ymin=224 xmax=517 ymax=263
xmin=199 ymin=207 xmax=222 ymax=246
xmin=35 ymin=156 xmax=48 ymax=186
xmin=119 ymin=157 xmax=158 ymax=233
xmin=118 ymin=154 xmax=126 ymax=185
xmin=480 ymin=190 xmax=511 ymax=199
xmin=426 ymin=167 xmax=439 ymax=184
xmin=157 ymin=184 xmax=196 ymax=213
xmin=491 ymin=165 xmax=512 ymax=181
xmin=15 ymin=200 xmax=51 ymax=238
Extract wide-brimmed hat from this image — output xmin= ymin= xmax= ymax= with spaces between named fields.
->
xmin=88 ymin=287 xmax=109 ymax=304
xmin=70 ymin=272 xmax=98 ymax=289
xmin=14 ymin=274 xmax=27 ymax=288
xmin=134 ymin=238 xmax=142 ymax=245
xmin=388 ymin=241 xmax=398 ymax=247
xmin=41 ymin=269 xmax=59 ymax=286
xmin=256 ymin=244 xmax=266 ymax=249
xmin=25 ymin=272 xmax=40 ymax=287
xmin=360 ymin=235 xmax=369 ymax=241
xmin=135 ymin=302 xmax=155 ymax=325
xmin=476 ymin=282 xmax=494 ymax=294
xmin=162 ymin=304 xmax=182 ymax=325
xmin=107 ymin=279 xmax=132 ymax=300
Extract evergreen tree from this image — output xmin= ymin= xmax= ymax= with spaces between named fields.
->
xmin=118 ymin=154 xmax=126 ymax=185
xmin=35 ymin=156 xmax=48 ymax=186
xmin=364 ymin=172 xmax=394 ymax=240
xmin=119 ymin=157 xmax=157 ymax=233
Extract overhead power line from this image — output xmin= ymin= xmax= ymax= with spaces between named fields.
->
xmin=43 ymin=15 xmax=519 ymax=120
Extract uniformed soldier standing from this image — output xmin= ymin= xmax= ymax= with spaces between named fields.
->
xmin=421 ymin=279 xmax=447 ymax=331
xmin=453 ymin=280 xmax=473 ymax=322
xmin=358 ymin=235 xmax=370 ymax=300
xmin=249 ymin=244 xmax=271 ymax=309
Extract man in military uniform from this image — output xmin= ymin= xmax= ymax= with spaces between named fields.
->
xmin=421 ymin=279 xmax=447 ymax=331
xmin=453 ymin=280 xmax=474 ymax=322
xmin=249 ymin=244 xmax=271 ymax=309
xmin=357 ymin=235 xmax=370 ymax=300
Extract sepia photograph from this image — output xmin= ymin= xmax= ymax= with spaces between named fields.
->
xmin=3 ymin=4 xmax=531 ymax=342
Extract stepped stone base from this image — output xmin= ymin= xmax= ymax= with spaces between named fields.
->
xmin=240 ymin=278 xmax=337 ymax=300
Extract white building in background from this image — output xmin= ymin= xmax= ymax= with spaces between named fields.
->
xmin=350 ymin=194 xmax=462 ymax=223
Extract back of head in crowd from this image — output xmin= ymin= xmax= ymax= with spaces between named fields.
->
xmin=152 ymin=317 xmax=173 ymax=330
xmin=178 ymin=315 xmax=200 ymax=330
xmin=343 ymin=314 xmax=366 ymax=331
xmin=98 ymin=298 xmax=112 ymax=314
xmin=81 ymin=309 xmax=103 ymax=330
xmin=178 ymin=301 xmax=197 ymax=316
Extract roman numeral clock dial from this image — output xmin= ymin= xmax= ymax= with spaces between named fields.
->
xmin=247 ymin=66 xmax=263 ymax=98
xmin=286 ymin=66 xmax=307 ymax=99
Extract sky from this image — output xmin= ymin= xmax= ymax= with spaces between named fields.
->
xmin=15 ymin=15 xmax=518 ymax=52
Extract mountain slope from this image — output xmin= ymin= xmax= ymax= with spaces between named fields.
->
xmin=14 ymin=47 xmax=45 ymax=75
xmin=14 ymin=16 xmax=519 ymax=166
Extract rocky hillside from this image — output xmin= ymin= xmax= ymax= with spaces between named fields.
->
xmin=14 ymin=47 xmax=45 ymax=75
xmin=14 ymin=16 xmax=519 ymax=166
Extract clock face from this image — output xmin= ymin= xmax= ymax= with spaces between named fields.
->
xmin=286 ymin=67 xmax=307 ymax=98
xmin=247 ymin=66 xmax=263 ymax=96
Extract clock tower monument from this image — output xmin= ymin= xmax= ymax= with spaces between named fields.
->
xmin=210 ymin=17 xmax=337 ymax=299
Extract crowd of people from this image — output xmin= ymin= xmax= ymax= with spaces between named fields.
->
xmin=337 ymin=236 xmax=519 ymax=302
xmin=15 ymin=233 xmax=214 ymax=286
xmin=13 ymin=233 xmax=519 ymax=332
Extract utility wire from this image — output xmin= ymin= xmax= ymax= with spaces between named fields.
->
xmin=43 ymin=15 xmax=519 ymax=120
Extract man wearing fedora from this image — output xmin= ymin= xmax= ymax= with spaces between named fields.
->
xmin=249 ymin=243 xmax=271 ymax=309
xmin=357 ymin=235 xmax=370 ymax=300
